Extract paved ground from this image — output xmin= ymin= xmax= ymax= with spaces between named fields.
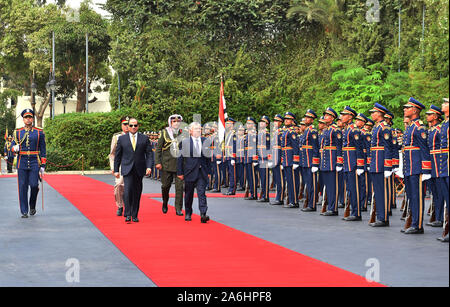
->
xmin=1 ymin=174 xmax=448 ymax=287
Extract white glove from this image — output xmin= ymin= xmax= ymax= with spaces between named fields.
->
xmin=293 ymin=164 xmax=299 ymax=170
xmin=367 ymin=167 xmax=370 ymax=171
xmin=393 ymin=168 xmax=399 ymax=173
xmin=39 ymin=167 xmax=45 ymax=176
xmin=231 ymin=160 xmax=235 ymax=165
xmin=421 ymin=174 xmax=431 ymax=182
xmin=357 ymin=169 xmax=364 ymax=176
xmin=280 ymin=165 xmax=283 ymax=170
xmin=253 ymin=162 xmax=258 ymax=167
xmin=13 ymin=145 xmax=19 ymax=152
xmin=384 ymin=170 xmax=392 ymax=178
xmin=268 ymin=162 xmax=274 ymax=168
xmin=311 ymin=167 xmax=318 ymax=173
xmin=336 ymin=166 xmax=342 ymax=172
xmin=216 ymin=161 xmax=221 ymax=165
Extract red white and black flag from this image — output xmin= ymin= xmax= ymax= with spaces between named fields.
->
xmin=218 ymin=77 xmax=227 ymax=143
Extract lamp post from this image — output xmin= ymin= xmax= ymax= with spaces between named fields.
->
xmin=46 ymin=76 xmax=57 ymax=119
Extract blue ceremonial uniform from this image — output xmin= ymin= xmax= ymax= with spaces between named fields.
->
xmin=342 ymin=122 xmax=365 ymax=217
xmin=224 ymin=128 xmax=237 ymax=194
xmin=301 ymin=125 xmax=320 ymax=209
xmin=439 ymin=118 xmax=449 ymax=223
xmin=403 ymin=118 xmax=431 ymax=230
xmin=11 ymin=122 xmax=46 ymax=216
xmin=320 ymin=122 xmax=343 ymax=213
xmin=428 ymin=123 xmax=444 ymax=223
xmin=244 ymin=123 xmax=258 ymax=199
xmin=257 ymin=124 xmax=271 ymax=200
xmin=281 ymin=124 xmax=300 ymax=206
xmin=269 ymin=116 xmax=285 ymax=204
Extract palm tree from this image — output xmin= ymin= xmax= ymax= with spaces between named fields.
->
xmin=287 ymin=0 xmax=345 ymax=36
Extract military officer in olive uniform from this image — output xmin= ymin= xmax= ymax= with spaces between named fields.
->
xmin=155 ymin=114 xmax=184 ymax=215
xmin=11 ymin=109 xmax=46 ymax=218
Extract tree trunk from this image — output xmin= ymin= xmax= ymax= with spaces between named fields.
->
xmin=36 ymin=94 xmax=51 ymax=128
xmin=76 ymin=83 xmax=85 ymax=112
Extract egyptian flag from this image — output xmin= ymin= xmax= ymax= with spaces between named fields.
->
xmin=218 ymin=78 xmax=228 ymax=143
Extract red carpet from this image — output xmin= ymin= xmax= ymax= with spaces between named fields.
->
xmin=44 ymin=175 xmax=384 ymax=287
xmin=145 ymin=192 xmax=276 ymax=198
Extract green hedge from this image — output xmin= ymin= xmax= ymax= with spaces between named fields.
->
xmin=44 ymin=106 xmax=164 ymax=171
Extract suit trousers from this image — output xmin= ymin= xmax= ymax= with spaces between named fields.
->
xmin=184 ymin=175 xmax=208 ymax=216
xmin=123 ymin=166 xmax=144 ymax=218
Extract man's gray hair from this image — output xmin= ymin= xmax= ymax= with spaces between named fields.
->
xmin=189 ymin=122 xmax=202 ymax=131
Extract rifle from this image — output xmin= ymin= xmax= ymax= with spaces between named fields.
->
xmin=428 ymin=201 xmax=436 ymax=224
xmin=400 ymin=195 xmax=406 ymax=211
xmin=303 ymin=187 xmax=309 ymax=209
xmin=403 ymin=200 xmax=412 ymax=231
xmin=343 ymin=191 xmax=350 ymax=218
xmin=320 ymin=186 xmax=327 ymax=214
xmin=442 ymin=204 xmax=448 ymax=238
xmin=368 ymin=191 xmax=376 ymax=224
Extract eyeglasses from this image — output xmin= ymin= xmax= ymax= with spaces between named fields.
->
xmin=122 ymin=123 xmax=129 ymax=126
xmin=129 ymin=124 xmax=138 ymax=128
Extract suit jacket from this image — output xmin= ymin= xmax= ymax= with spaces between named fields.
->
xmin=114 ymin=132 xmax=154 ymax=177
xmin=177 ymin=136 xmax=211 ymax=182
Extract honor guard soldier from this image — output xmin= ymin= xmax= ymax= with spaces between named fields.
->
xmin=300 ymin=110 xmax=320 ymax=212
xmin=109 ymin=116 xmax=129 ymax=216
xmin=211 ymin=123 xmax=223 ymax=193
xmin=320 ymin=107 xmax=343 ymax=216
xmin=3 ymin=135 xmax=15 ymax=173
xmin=340 ymin=106 xmax=365 ymax=221
xmin=269 ymin=114 xmax=285 ymax=205
xmin=368 ymin=103 xmax=394 ymax=227
xmin=425 ymin=105 xmax=445 ymax=228
xmin=256 ymin=116 xmax=271 ymax=202
xmin=354 ymin=113 xmax=370 ymax=212
xmin=155 ymin=114 xmax=184 ymax=215
xmin=363 ymin=118 xmax=374 ymax=210
xmin=281 ymin=112 xmax=300 ymax=208
xmin=235 ymin=124 xmax=246 ymax=191
xmin=401 ymin=98 xmax=432 ymax=234
xmin=384 ymin=110 xmax=398 ymax=213
xmin=11 ymin=109 xmax=46 ymax=218
xmin=438 ymin=98 xmax=449 ymax=242
xmin=244 ymin=117 xmax=259 ymax=200
xmin=223 ymin=118 xmax=237 ymax=195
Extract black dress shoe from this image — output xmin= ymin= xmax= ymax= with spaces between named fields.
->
xmin=244 ymin=196 xmax=257 ymax=200
xmin=404 ymin=227 xmax=424 ymax=234
xmin=361 ymin=208 xmax=368 ymax=212
xmin=301 ymin=207 xmax=316 ymax=212
xmin=323 ymin=211 xmax=338 ymax=216
xmin=30 ymin=209 xmax=36 ymax=216
xmin=223 ymin=192 xmax=236 ymax=196
xmin=343 ymin=216 xmax=362 ymax=221
xmin=369 ymin=220 xmax=389 ymax=227
xmin=185 ymin=215 xmax=192 ymax=221
xmin=176 ymin=210 xmax=184 ymax=216
xmin=21 ymin=214 xmax=28 ymax=218
xmin=125 ymin=216 xmax=131 ymax=222
xmin=132 ymin=217 xmax=139 ymax=223
xmin=201 ymin=214 xmax=210 ymax=223
xmin=256 ymin=198 xmax=269 ymax=203
xmin=270 ymin=201 xmax=283 ymax=206
xmin=162 ymin=204 xmax=168 ymax=214
xmin=283 ymin=203 xmax=297 ymax=208
xmin=338 ymin=203 xmax=345 ymax=208
xmin=116 ymin=207 xmax=123 ymax=216
xmin=426 ymin=221 xmax=443 ymax=227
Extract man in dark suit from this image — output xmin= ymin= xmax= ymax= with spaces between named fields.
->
xmin=177 ymin=122 xmax=211 ymax=223
xmin=114 ymin=118 xmax=153 ymax=223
